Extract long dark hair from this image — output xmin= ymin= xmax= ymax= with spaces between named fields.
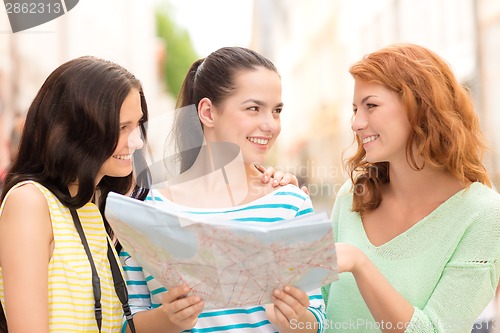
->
xmin=0 ymin=56 xmax=149 ymax=331
xmin=172 ymin=47 xmax=278 ymax=173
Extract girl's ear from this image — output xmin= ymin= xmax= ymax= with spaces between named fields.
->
xmin=198 ymin=97 xmax=215 ymax=128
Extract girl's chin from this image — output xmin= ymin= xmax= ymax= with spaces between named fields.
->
xmin=363 ymin=155 xmax=379 ymax=164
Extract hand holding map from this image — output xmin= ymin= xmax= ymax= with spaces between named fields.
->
xmin=105 ymin=192 xmax=338 ymax=309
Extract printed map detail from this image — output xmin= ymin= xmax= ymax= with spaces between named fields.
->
xmin=106 ymin=192 xmax=338 ymax=309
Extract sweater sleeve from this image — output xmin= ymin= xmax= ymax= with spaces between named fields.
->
xmin=321 ymin=180 xmax=351 ymax=308
xmin=404 ymin=202 xmax=500 ymax=333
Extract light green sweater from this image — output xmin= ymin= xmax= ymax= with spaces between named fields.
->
xmin=322 ymin=181 xmax=500 ymax=333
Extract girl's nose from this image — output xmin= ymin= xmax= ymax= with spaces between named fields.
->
xmin=259 ymin=111 xmax=280 ymax=133
xmin=351 ymin=111 xmax=367 ymax=132
xmin=128 ymin=127 xmax=144 ymax=150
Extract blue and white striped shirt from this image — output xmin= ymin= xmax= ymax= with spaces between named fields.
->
xmin=120 ymin=184 xmax=326 ymax=333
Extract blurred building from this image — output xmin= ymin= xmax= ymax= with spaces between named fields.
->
xmin=476 ymin=0 xmax=500 ymax=190
xmin=250 ymin=0 xmax=346 ymax=212
xmin=251 ymin=0 xmax=500 ymax=212
xmin=0 ymin=0 xmax=164 ymax=175
xmin=340 ymin=0 xmax=500 ymax=191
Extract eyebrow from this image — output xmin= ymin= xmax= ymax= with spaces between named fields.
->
xmin=242 ymin=99 xmax=284 ymax=108
xmin=353 ymin=95 xmax=376 ymax=107
xmin=120 ymin=113 xmax=144 ymax=126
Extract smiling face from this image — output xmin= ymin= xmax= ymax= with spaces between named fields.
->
xmin=351 ymin=79 xmax=412 ymax=164
xmin=201 ymin=67 xmax=282 ymax=166
xmin=97 ymin=88 xmax=144 ymax=182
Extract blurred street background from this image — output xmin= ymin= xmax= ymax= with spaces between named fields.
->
xmin=0 ymin=0 xmax=499 ymax=329
xmin=2 ymin=0 xmax=500 ymax=213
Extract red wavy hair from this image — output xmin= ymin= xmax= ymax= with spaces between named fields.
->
xmin=347 ymin=43 xmax=491 ymax=214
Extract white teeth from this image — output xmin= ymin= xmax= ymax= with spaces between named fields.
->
xmin=113 ymin=154 xmax=132 ymax=160
xmin=362 ymin=135 xmax=379 ymax=144
xmin=247 ymin=137 xmax=269 ymax=145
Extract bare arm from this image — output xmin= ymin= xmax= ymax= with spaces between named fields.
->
xmin=0 ymin=184 xmax=53 ymax=333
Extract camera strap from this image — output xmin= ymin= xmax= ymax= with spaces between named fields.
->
xmin=69 ymin=208 xmax=136 ymax=333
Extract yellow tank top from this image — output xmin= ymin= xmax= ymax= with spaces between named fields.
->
xmin=0 ymin=181 xmax=123 ymax=332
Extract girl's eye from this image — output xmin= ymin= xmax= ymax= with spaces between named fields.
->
xmin=248 ymin=106 xmax=259 ymax=111
xmin=352 ymin=108 xmax=358 ymax=114
xmin=367 ymin=103 xmax=376 ymax=109
xmin=273 ymin=108 xmax=282 ymax=114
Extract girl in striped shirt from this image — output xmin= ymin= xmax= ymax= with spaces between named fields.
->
xmin=121 ymin=47 xmax=326 ymax=333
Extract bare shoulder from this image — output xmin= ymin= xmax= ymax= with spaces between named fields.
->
xmin=2 ymin=183 xmax=48 ymax=211
xmin=0 ymin=183 xmax=51 ymax=232
xmin=0 ymin=183 xmax=54 ymax=293
xmin=0 ymin=183 xmax=53 ymax=262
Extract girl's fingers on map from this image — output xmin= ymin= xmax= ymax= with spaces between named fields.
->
xmin=282 ymin=285 xmax=310 ymax=308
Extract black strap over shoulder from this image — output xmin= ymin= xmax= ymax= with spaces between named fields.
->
xmin=107 ymin=242 xmax=136 ymax=332
xmin=69 ymin=208 xmax=102 ymax=331
xmin=70 ymin=208 xmax=136 ymax=333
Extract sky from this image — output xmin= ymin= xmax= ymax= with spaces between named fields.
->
xmin=169 ymin=0 xmax=254 ymax=56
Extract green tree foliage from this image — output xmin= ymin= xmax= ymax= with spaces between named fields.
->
xmin=156 ymin=7 xmax=199 ymax=99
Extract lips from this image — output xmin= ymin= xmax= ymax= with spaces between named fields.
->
xmin=247 ymin=137 xmax=270 ymax=145
xmin=362 ymin=135 xmax=379 ymax=144
xmin=113 ymin=154 xmax=132 ymax=160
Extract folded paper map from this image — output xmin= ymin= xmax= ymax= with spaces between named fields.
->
xmin=105 ymin=192 xmax=338 ymax=309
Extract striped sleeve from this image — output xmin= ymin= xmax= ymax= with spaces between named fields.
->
xmin=272 ymin=185 xmax=313 ymax=217
xmin=307 ymin=287 xmax=326 ymax=333
xmin=119 ymin=250 xmax=152 ymax=314
xmin=296 ymin=195 xmax=314 ymax=217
